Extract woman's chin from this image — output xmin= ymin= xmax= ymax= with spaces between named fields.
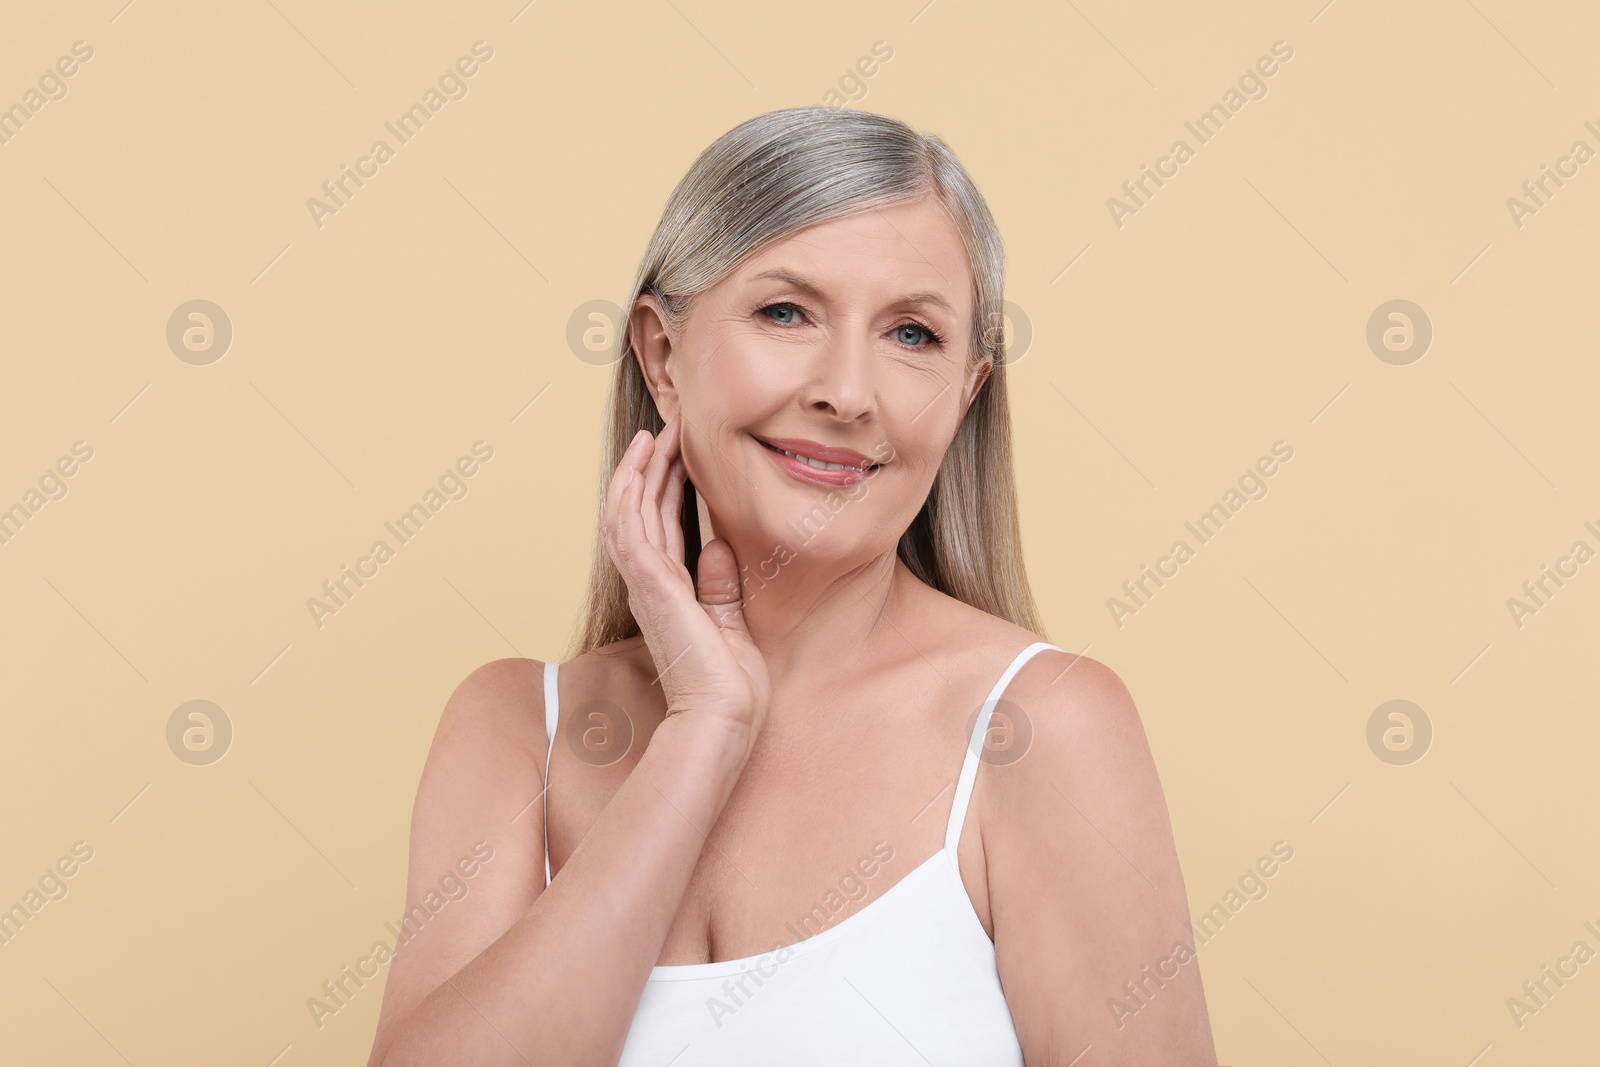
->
xmin=718 ymin=524 xmax=885 ymax=576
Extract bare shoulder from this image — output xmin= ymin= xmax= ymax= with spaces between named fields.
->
xmin=970 ymin=648 xmax=1211 ymax=1055
xmin=980 ymin=645 xmax=1208 ymax=1051
xmin=978 ymin=639 xmax=1187 ymax=941
xmin=903 ymin=587 xmax=1146 ymax=777
xmin=553 ymin=635 xmax=654 ymax=690
xmin=1006 ymin=646 xmax=1141 ymax=740
xmin=410 ymin=656 xmax=552 ymax=842
xmin=951 ymin=607 xmax=1169 ymax=880
xmin=365 ymin=657 xmax=550 ymax=1064
xmin=436 ymin=656 xmax=548 ymax=751
xmin=893 ymin=588 xmax=1211 ymax=1056
xmin=985 ymin=644 xmax=1158 ymax=818
xmin=542 ymin=636 xmax=660 ymax=729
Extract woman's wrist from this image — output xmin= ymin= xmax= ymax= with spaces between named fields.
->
xmin=648 ymin=710 xmax=754 ymax=783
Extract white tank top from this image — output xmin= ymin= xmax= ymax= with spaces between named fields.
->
xmin=542 ymin=641 xmax=1063 ymax=1065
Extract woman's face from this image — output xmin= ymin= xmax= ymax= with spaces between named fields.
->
xmin=632 ymin=193 xmax=991 ymax=574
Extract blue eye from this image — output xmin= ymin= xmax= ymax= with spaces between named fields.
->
xmin=759 ymin=301 xmax=947 ymax=349
xmin=762 ymin=303 xmax=803 ymax=325
xmin=896 ymin=321 xmax=946 ymax=348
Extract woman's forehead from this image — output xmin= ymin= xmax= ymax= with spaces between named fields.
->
xmin=720 ymin=203 xmax=973 ymax=312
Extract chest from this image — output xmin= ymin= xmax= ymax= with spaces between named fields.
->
xmin=660 ymin=734 xmax=995 ymax=965
xmin=544 ymin=668 xmax=999 ymax=966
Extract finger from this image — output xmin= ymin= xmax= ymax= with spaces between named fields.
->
xmin=695 ymin=538 xmax=750 ymax=636
xmin=604 ymin=430 xmax=651 ymax=569
xmin=638 ymin=418 xmax=678 ymax=551
xmin=661 ymin=453 xmax=687 ymax=566
xmin=617 ymin=430 xmax=657 ymax=560
xmin=654 ymin=417 xmax=684 ymax=551
xmin=601 ymin=430 xmax=637 ymax=553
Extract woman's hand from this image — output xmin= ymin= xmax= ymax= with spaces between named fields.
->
xmin=369 ymin=418 xmax=774 ymax=1066
xmin=602 ymin=415 xmax=772 ymax=748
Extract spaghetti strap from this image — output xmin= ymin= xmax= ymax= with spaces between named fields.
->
xmin=944 ymin=641 xmax=1064 ymax=855
xmin=544 ymin=660 xmax=560 ymax=750
xmin=543 ymin=660 xmax=559 ymax=885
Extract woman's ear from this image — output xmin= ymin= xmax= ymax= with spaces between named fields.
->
xmin=631 ymin=294 xmax=679 ymax=420
xmin=961 ymin=356 xmax=994 ymax=409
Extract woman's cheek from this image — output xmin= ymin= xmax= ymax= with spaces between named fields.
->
xmin=680 ymin=434 xmax=720 ymax=496
xmin=681 ymin=417 xmax=745 ymax=496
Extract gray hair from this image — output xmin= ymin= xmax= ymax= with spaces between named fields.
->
xmin=573 ymin=106 xmax=1043 ymax=655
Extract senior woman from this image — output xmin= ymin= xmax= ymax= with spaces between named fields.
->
xmin=366 ymin=107 xmax=1216 ymax=1066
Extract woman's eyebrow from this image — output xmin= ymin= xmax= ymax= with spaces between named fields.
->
xmin=749 ymin=267 xmax=956 ymax=316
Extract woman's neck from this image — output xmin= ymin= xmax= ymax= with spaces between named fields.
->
xmin=736 ymin=546 xmax=923 ymax=686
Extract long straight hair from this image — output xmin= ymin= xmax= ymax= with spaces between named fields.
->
xmin=569 ymin=106 xmax=1044 ymax=657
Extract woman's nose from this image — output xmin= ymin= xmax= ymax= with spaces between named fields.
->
xmin=805 ymin=329 xmax=875 ymax=421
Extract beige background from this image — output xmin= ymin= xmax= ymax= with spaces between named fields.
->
xmin=2 ymin=0 xmax=1596 ymax=1063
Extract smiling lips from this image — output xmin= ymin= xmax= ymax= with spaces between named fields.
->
xmin=753 ymin=434 xmax=882 ymax=488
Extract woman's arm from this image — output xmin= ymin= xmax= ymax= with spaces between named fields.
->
xmin=983 ymin=652 xmax=1217 ymax=1066
xmin=365 ymin=660 xmax=751 ymax=1067
xmin=361 ymin=655 xmax=546 ymax=1063
xmin=368 ymin=415 xmax=771 ymax=1067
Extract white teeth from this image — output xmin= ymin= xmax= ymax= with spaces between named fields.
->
xmin=777 ymin=446 xmax=868 ymax=472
